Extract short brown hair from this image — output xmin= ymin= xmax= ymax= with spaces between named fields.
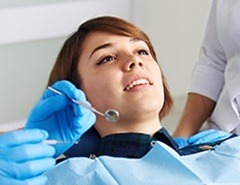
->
xmin=48 ymin=16 xmax=173 ymax=120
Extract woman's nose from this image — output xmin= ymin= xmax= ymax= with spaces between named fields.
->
xmin=123 ymin=56 xmax=144 ymax=71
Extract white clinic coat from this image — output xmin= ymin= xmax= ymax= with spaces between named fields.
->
xmin=189 ymin=0 xmax=240 ymax=134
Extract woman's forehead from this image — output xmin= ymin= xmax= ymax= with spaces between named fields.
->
xmin=84 ymin=31 xmax=144 ymax=44
xmin=82 ymin=31 xmax=148 ymax=53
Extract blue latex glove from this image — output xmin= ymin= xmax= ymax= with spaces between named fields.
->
xmin=25 ymin=80 xmax=96 ymax=157
xmin=187 ymin=129 xmax=232 ymax=144
xmin=0 ymin=129 xmax=55 ymax=185
xmin=173 ymin=137 xmax=188 ymax=149
xmin=174 ymin=129 xmax=232 ymax=149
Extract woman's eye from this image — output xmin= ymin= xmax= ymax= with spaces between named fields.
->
xmin=137 ymin=49 xmax=149 ymax=55
xmin=97 ymin=56 xmax=115 ymax=65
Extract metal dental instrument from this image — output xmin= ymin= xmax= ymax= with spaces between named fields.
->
xmin=43 ymin=140 xmax=69 ymax=145
xmin=47 ymin=86 xmax=119 ymax=123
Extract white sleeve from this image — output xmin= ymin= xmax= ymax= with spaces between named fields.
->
xmin=189 ymin=0 xmax=227 ymax=101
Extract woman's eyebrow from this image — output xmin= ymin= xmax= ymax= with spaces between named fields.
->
xmin=130 ymin=37 xmax=141 ymax=42
xmin=130 ymin=37 xmax=147 ymax=46
xmin=89 ymin=38 xmax=144 ymax=59
xmin=89 ymin=43 xmax=113 ymax=59
xmin=131 ymin=37 xmax=147 ymax=44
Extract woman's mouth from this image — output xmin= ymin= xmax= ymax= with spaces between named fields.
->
xmin=124 ymin=77 xmax=153 ymax=91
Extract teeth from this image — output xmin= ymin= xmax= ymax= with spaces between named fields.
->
xmin=125 ymin=78 xmax=150 ymax=91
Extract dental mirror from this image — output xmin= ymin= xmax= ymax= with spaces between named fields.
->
xmin=48 ymin=86 xmax=119 ymax=123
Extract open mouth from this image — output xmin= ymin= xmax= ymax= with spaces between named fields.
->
xmin=124 ymin=78 xmax=153 ymax=91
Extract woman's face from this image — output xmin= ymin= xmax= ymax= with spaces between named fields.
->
xmin=78 ymin=31 xmax=164 ymax=136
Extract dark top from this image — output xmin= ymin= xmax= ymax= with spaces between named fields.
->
xmin=63 ymin=127 xmax=236 ymax=161
xmin=97 ymin=128 xmax=179 ymax=158
xmin=97 ymin=127 xmax=237 ymax=158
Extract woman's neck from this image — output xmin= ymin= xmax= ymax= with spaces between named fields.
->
xmin=95 ymin=116 xmax=162 ymax=137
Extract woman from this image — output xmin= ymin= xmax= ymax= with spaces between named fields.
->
xmin=0 ymin=16 xmax=235 ymax=185
xmin=0 ymin=16 xmax=173 ymax=185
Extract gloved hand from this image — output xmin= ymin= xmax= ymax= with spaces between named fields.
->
xmin=187 ymin=129 xmax=232 ymax=144
xmin=173 ymin=137 xmax=188 ymax=149
xmin=25 ymin=80 xmax=96 ymax=157
xmin=0 ymin=129 xmax=55 ymax=185
xmin=173 ymin=129 xmax=233 ymax=149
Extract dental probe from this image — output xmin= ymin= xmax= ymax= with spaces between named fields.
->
xmin=47 ymin=86 xmax=119 ymax=123
xmin=43 ymin=140 xmax=68 ymax=145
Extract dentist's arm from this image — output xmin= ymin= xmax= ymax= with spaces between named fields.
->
xmin=173 ymin=93 xmax=216 ymax=137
